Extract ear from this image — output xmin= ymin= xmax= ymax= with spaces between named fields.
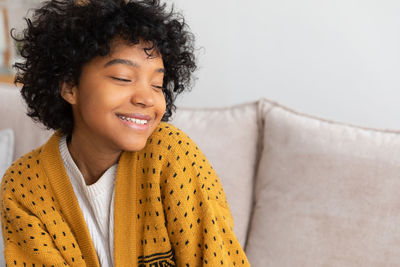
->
xmin=60 ymin=82 xmax=78 ymax=105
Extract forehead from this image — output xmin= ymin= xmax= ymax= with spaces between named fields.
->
xmin=84 ymin=39 xmax=164 ymax=72
xmin=108 ymin=38 xmax=162 ymax=61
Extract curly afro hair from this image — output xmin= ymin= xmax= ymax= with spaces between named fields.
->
xmin=13 ymin=0 xmax=196 ymax=136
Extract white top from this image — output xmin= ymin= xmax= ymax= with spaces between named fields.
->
xmin=59 ymin=136 xmax=116 ymax=267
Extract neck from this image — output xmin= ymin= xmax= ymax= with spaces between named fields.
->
xmin=67 ymin=132 xmax=121 ymax=185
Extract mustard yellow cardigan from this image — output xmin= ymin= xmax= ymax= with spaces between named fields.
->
xmin=1 ymin=122 xmax=249 ymax=266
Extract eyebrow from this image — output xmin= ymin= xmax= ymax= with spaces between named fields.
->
xmin=104 ymin=58 xmax=165 ymax=73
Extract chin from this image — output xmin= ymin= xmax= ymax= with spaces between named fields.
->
xmin=119 ymin=139 xmax=148 ymax=152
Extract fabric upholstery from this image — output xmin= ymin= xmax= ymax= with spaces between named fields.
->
xmin=0 ymin=127 xmax=13 ymax=266
xmin=246 ymin=98 xmax=400 ymax=266
xmin=0 ymin=128 xmax=13 ymax=177
xmin=170 ymin=103 xmax=260 ymax=248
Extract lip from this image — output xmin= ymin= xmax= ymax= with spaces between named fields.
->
xmin=116 ymin=113 xmax=152 ymax=120
xmin=116 ymin=113 xmax=152 ymax=131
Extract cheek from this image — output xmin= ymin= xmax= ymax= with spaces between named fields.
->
xmin=77 ymin=90 xmax=121 ymax=126
xmin=158 ymin=94 xmax=167 ymax=117
xmin=80 ymin=84 xmax=120 ymax=110
xmin=79 ymin=94 xmax=106 ymax=115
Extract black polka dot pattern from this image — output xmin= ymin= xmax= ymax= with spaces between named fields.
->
xmin=0 ymin=149 xmax=86 ymax=266
xmin=134 ymin=122 xmax=250 ymax=266
xmin=0 ymin=122 xmax=250 ymax=266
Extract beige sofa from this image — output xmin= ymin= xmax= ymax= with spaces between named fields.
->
xmin=2 ymin=83 xmax=400 ymax=266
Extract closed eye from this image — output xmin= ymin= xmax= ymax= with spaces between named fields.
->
xmin=111 ymin=76 xmax=131 ymax=82
xmin=153 ymin=85 xmax=164 ymax=91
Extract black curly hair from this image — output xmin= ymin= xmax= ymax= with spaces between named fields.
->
xmin=12 ymin=0 xmax=196 ymax=136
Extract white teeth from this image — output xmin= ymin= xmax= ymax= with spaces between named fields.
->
xmin=118 ymin=115 xmax=148 ymax=125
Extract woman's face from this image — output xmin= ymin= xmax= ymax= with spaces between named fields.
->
xmin=63 ymin=39 xmax=166 ymax=153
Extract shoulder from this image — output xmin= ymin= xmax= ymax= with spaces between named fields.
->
xmin=148 ymin=123 xmax=229 ymax=204
xmin=0 ymin=146 xmax=44 ymax=200
xmin=146 ymin=122 xmax=201 ymax=155
xmin=149 ymin=122 xmax=189 ymax=142
xmin=1 ymin=131 xmax=60 ymax=186
xmin=2 ymin=147 xmax=42 ymax=183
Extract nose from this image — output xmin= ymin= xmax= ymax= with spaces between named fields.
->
xmin=130 ymin=82 xmax=155 ymax=107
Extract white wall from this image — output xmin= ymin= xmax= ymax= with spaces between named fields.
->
xmin=6 ymin=0 xmax=400 ymax=130
xmin=4 ymin=0 xmax=41 ymax=67
xmin=169 ymin=0 xmax=400 ymax=130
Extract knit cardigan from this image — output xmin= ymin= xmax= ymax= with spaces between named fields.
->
xmin=1 ymin=122 xmax=249 ymax=266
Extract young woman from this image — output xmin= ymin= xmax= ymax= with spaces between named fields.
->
xmin=0 ymin=0 xmax=249 ymax=266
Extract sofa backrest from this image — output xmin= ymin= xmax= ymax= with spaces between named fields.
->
xmin=170 ymin=103 xmax=260 ymax=248
xmin=245 ymin=98 xmax=400 ymax=266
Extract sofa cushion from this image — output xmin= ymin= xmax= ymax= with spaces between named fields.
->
xmin=246 ymin=98 xmax=400 ymax=266
xmin=0 ymin=85 xmax=52 ymax=160
xmin=0 ymin=128 xmax=13 ymax=266
xmin=0 ymin=128 xmax=13 ymax=177
xmin=170 ymin=102 xmax=260 ymax=248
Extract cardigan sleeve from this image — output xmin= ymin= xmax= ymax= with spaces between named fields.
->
xmin=159 ymin=130 xmax=250 ymax=266
xmin=1 ymin=174 xmax=71 ymax=266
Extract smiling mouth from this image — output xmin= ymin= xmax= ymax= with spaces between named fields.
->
xmin=117 ymin=115 xmax=149 ymax=125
